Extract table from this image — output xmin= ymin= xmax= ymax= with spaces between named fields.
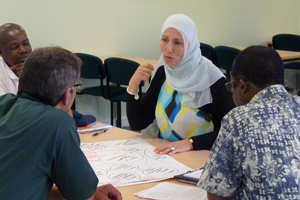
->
xmin=267 ymin=41 xmax=273 ymax=47
xmin=228 ymin=46 xmax=300 ymax=61
xmin=80 ymin=127 xmax=210 ymax=199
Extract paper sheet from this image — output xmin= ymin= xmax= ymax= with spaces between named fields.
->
xmin=81 ymin=139 xmax=191 ymax=187
xmin=134 ymin=182 xmax=208 ymax=200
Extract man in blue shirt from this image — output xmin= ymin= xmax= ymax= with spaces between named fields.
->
xmin=198 ymin=46 xmax=300 ymax=200
xmin=0 ymin=46 xmax=122 ymax=200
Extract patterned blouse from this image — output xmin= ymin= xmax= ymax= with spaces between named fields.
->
xmin=198 ymin=85 xmax=300 ymax=200
xmin=155 ymin=80 xmax=214 ymax=141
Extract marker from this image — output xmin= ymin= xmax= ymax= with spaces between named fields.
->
xmin=92 ymin=129 xmax=107 ymax=136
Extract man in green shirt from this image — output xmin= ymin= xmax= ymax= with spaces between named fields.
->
xmin=0 ymin=46 xmax=122 ymax=200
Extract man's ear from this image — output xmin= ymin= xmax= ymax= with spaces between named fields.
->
xmin=58 ymin=88 xmax=72 ymax=105
xmin=240 ymin=79 xmax=248 ymax=94
xmin=55 ymin=88 xmax=72 ymax=106
xmin=64 ymin=88 xmax=74 ymax=105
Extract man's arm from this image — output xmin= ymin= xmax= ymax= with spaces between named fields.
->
xmin=208 ymin=192 xmax=236 ymax=200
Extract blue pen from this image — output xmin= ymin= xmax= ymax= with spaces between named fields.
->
xmin=92 ymin=129 xmax=107 ymax=136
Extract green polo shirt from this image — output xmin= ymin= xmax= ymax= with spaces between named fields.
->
xmin=0 ymin=93 xmax=98 ymax=200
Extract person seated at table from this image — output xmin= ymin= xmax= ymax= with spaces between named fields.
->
xmin=0 ymin=23 xmax=95 ymax=127
xmin=0 ymin=46 xmax=122 ymax=200
xmin=198 ymin=46 xmax=300 ymax=199
xmin=126 ymin=14 xmax=235 ymax=155
xmin=0 ymin=23 xmax=31 ymax=95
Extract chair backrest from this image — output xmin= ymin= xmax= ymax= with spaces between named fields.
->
xmin=75 ymin=53 xmax=105 ymax=80
xmin=214 ymin=46 xmax=241 ymax=78
xmin=104 ymin=57 xmax=141 ymax=86
xmin=200 ymin=42 xmax=216 ymax=65
xmin=272 ymin=34 xmax=300 ymax=52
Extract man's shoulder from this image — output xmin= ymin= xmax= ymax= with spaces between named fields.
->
xmin=35 ymin=104 xmax=75 ymax=127
xmin=1 ymin=93 xmax=75 ymax=126
xmin=0 ymin=93 xmax=18 ymax=112
xmin=224 ymin=104 xmax=250 ymax=119
xmin=0 ymin=56 xmax=8 ymax=70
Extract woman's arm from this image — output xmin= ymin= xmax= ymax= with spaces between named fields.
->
xmin=191 ymin=77 xmax=235 ymax=150
xmin=127 ymin=66 xmax=166 ymax=130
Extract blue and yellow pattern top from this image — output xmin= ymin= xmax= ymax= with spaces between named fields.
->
xmin=155 ymin=81 xmax=214 ymax=142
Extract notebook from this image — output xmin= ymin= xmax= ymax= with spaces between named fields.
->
xmin=173 ymin=168 xmax=203 ymax=185
xmin=77 ymin=121 xmax=112 ymax=133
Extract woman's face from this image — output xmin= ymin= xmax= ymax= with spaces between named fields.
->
xmin=160 ymin=28 xmax=184 ymax=67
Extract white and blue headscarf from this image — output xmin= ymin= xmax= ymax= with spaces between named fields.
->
xmin=158 ymin=14 xmax=224 ymax=108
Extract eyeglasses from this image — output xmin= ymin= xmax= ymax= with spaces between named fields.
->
xmin=225 ymin=78 xmax=248 ymax=92
xmin=73 ymin=80 xmax=82 ymax=89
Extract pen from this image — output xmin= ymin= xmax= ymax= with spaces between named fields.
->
xmin=92 ymin=129 xmax=107 ymax=136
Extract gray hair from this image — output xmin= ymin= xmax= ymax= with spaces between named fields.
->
xmin=18 ymin=46 xmax=82 ymax=106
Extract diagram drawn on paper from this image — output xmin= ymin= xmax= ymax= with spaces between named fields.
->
xmin=81 ymin=139 xmax=191 ymax=187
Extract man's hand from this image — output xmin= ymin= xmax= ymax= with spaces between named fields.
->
xmin=94 ymin=184 xmax=122 ymax=200
xmin=10 ymin=63 xmax=23 ymax=77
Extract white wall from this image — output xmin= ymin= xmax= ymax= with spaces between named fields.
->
xmin=1 ymin=0 xmax=299 ymax=125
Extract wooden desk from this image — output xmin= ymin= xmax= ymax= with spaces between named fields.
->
xmin=229 ymin=46 xmax=300 ymax=61
xmin=267 ymin=41 xmax=273 ymax=47
xmin=101 ymin=56 xmax=158 ymax=67
xmin=80 ymin=127 xmax=209 ymax=200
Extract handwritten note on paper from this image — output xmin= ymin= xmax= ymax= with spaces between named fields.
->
xmin=135 ymin=182 xmax=208 ymax=200
xmin=81 ymin=139 xmax=191 ymax=187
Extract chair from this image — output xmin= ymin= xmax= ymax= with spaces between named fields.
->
xmin=214 ymin=46 xmax=241 ymax=79
xmin=272 ymin=34 xmax=300 ymax=52
xmin=74 ymin=53 xmax=107 ymax=109
xmin=273 ymin=34 xmax=300 ymax=94
xmin=272 ymin=34 xmax=300 ymax=70
xmin=200 ymin=42 xmax=216 ymax=65
xmin=104 ymin=57 xmax=142 ymax=128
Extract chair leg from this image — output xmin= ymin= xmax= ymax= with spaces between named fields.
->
xmin=116 ymin=101 xmax=121 ymax=128
xmin=110 ymin=101 xmax=114 ymax=126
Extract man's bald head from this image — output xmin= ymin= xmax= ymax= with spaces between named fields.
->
xmin=0 ymin=23 xmax=25 ymax=46
xmin=0 ymin=23 xmax=32 ymax=67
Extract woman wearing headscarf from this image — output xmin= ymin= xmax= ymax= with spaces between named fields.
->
xmin=127 ymin=14 xmax=235 ymax=155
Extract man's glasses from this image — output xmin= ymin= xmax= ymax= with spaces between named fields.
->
xmin=225 ymin=78 xmax=248 ymax=92
xmin=73 ymin=80 xmax=82 ymax=89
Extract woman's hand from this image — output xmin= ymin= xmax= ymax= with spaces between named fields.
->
xmin=128 ymin=63 xmax=154 ymax=94
xmin=153 ymin=139 xmax=193 ymax=155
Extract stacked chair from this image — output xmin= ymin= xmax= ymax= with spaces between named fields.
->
xmin=75 ymin=54 xmax=142 ymax=128
xmin=200 ymin=42 xmax=217 ymax=65
xmin=272 ymin=34 xmax=300 ymax=70
xmin=214 ymin=46 xmax=241 ymax=80
xmin=272 ymin=33 xmax=300 ymax=94
xmin=104 ymin=57 xmax=143 ymax=128
xmin=74 ymin=53 xmax=106 ymax=110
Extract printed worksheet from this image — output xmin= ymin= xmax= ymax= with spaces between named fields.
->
xmin=81 ymin=139 xmax=191 ymax=187
xmin=135 ymin=182 xmax=207 ymax=200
